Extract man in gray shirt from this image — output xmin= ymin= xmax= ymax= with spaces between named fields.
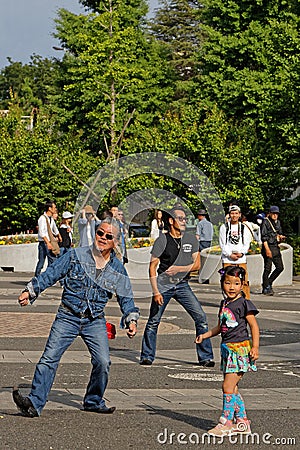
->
xmin=196 ymin=209 xmax=214 ymax=251
xmin=196 ymin=209 xmax=214 ymax=284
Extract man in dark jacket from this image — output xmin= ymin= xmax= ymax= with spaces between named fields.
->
xmin=261 ymin=206 xmax=285 ymax=295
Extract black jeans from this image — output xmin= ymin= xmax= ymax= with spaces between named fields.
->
xmin=262 ymin=245 xmax=284 ymax=289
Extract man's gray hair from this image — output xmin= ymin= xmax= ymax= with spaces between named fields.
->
xmin=97 ymin=217 xmax=120 ymax=237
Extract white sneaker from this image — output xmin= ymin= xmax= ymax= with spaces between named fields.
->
xmin=208 ymin=416 xmax=236 ymax=437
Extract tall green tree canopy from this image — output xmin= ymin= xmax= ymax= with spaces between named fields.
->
xmin=0 ymin=108 xmax=98 ymax=232
xmin=139 ymin=0 xmax=300 ymax=210
xmin=0 ymin=0 xmax=298 ymax=234
xmin=51 ymin=0 xmax=174 ymax=155
xmin=192 ymin=0 xmax=300 ymax=205
xmin=150 ymin=0 xmax=203 ymax=103
xmin=0 ymin=56 xmax=57 ymax=113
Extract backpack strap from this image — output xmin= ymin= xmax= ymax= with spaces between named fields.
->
xmin=243 ymin=222 xmax=254 ymax=240
xmin=241 ymin=222 xmax=244 ymax=244
xmin=226 ymin=221 xmax=244 ymax=244
xmin=266 ymin=217 xmax=277 ymax=233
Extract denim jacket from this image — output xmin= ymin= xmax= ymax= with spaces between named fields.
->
xmin=26 ymin=246 xmax=139 ymax=328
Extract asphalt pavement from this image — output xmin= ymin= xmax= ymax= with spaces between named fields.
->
xmin=0 ymin=272 xmax=299 ymax=450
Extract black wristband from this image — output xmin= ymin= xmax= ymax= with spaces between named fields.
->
xmin=129 ymin=319 xmax=137 ymax=325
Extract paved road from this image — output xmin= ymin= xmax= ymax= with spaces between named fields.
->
xmin=0 ymin=272 xmax=299 ymax=449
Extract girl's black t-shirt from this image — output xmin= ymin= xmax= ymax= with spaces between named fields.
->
xmin=219 ymin=296 xmax=259 ymax=343
xmin=151 ymin=232 xmax=199 ymax=276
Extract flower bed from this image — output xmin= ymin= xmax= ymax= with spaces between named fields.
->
xmin=199 ymin=243 xmax=293 ymax=286
xmin=127 ymin=237 xmax=154 ymax=249
xmin=0 ymin=234 xmax=38 ymax=245
xmin=208 ymin=241 xmax=262 ymax=256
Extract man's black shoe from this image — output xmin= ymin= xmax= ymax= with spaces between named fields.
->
xmin=263 ymin=286 xmax=274 ymax=296
xmin=12 ymin=387 xmax=38 ymax=417
xmin=84 ymin=405 xmax=116 ymax=414
xmin=199 ymin=360 xmax=215 ymax=368
xmin=139 ymin=359 xmax=152 ymax=366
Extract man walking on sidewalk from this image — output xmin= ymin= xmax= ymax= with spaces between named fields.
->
xmin=35 ymin=200 xmax=60 ymax=276
xmin=261 ymin=205 xmax=285 ymax=295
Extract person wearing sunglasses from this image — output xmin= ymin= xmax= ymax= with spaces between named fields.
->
xmin=13 ymin=217 xmax=139 ymax=417
xmin=140 ymin=206 xmax=214 ymax=367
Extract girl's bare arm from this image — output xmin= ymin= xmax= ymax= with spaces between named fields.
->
xmin=246 ymin=313 xmax=260 ymax=360
xmin=195 ymin=322 xmax=221 ymax=344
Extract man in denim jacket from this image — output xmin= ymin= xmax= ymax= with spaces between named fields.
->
xmin=13 ymin=217 xmax=139 ymax=417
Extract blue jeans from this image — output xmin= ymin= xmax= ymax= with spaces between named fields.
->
xmin=35 ymin=241 xmax=56 ymax=276
xmin=28 ymin=307 xmax=110 ymax=415
xmin=199 ymin=241 xmax=211 ymax=251
xmin=141 ymin=281 xmax=214 ymax=364
xmin=59 ymin=247 xmax=71 ymax=257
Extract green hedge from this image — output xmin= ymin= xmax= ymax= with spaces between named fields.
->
xmin=286 ymin=235 xmax=300 ymax=276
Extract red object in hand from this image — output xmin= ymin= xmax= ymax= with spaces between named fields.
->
xmin=106 ymin=322 xmax=116 ymax=339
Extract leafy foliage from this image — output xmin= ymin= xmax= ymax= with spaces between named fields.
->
xmin=0 ymin=56 xmax=58 ymax=113
xmin=0 ymin=108 xmax=99 ymax=232
xmin=150 ymin=0 xmax=203 ymax=103
xmin=193 ymin=0 xmax=300 ymax=207
xmin=0 ymin=0 xmax=298 ymax=244
xmin=51 ymin=2 xmax=173 ymax=154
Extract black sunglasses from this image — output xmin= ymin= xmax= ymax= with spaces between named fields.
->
xmin=174 ymin=216 xmax=187 ymax=223
xmin=96 ymin=230 xmax=114 ymax=240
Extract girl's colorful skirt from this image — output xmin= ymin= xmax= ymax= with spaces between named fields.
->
xmin=220 ymin=340 xmax=257 ymax=373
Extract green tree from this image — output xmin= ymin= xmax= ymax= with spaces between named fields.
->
xmin=51 ymin=1 xmax=173 ymax=157
xmin=150 ymin=0 xmax=203 ymax=104
xmin=193 ymin=0 xmax=300 ymax=206
xmin=0 ymin=107 xmax=98 ymax=233
xmin=123 ymin=102 xmax=265 ymax=212
xmin=0 ymin=56 xmax=58 ymax=113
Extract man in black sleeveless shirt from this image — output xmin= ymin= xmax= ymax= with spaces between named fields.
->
xmin=140 ymin=207 xmax=214 ymax=367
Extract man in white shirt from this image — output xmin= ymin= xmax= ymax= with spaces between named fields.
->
xmin=219 ymin=205 xmax=252 ymax=299
xmin=35 ymin=201 xmax=60 ymax=276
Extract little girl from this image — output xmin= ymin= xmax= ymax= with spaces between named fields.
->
xmin=195 ymin=265 xmax=259 ymax=437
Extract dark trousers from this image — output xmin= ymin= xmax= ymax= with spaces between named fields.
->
xmin=199 ymin=241 xmax=212 ymax=283
xmin=35 ymin=241 xmax=56 ymax=277
xmin=199 ymin=241 xmax=212 ymax=251
xmin=262 ymin=245 xmax=284 ymax=289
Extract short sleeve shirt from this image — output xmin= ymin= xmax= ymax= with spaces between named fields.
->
xmin=196 ymin=218 xmax=213 ymax=241
xmin=151 ymin=232 xmax=199 ymax=276
xmin=219 ymin=296 xmax=259 ymax=343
